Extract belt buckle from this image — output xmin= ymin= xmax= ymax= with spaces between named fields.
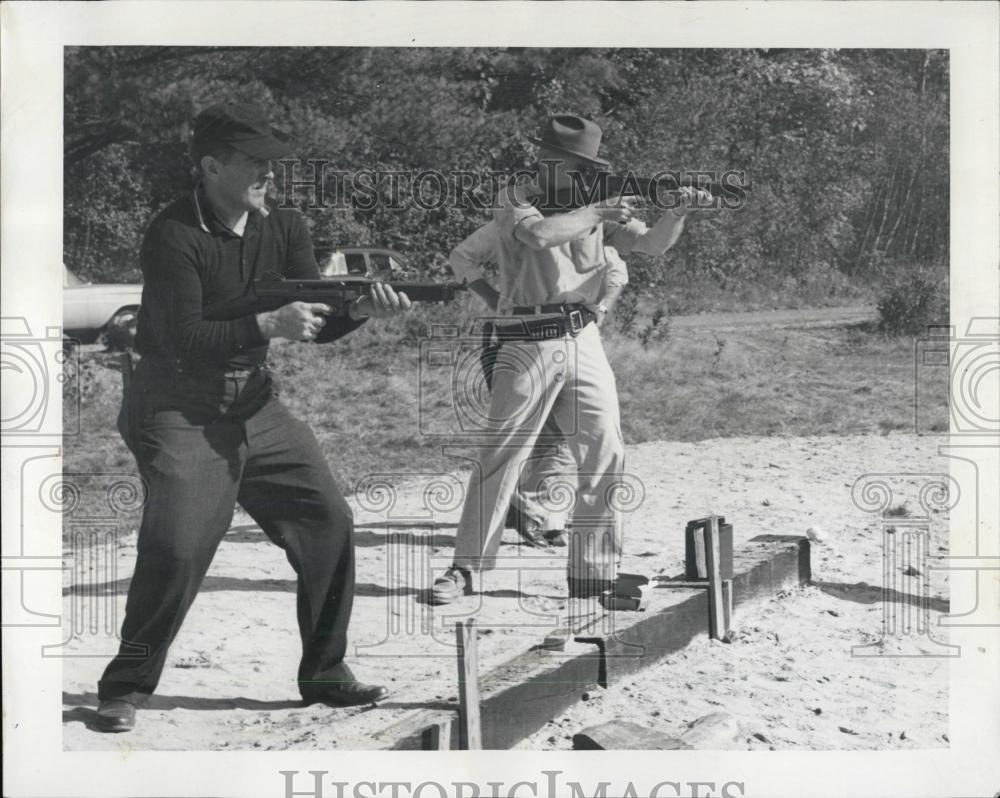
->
xmin=536 ymin=323 xmax=560 ymax=340
xmin=568 ymin=309 xmax=584 ymax=333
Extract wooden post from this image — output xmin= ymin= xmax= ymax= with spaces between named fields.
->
xmin=685 ymin=519 xmax=709 ymax=580
xmin=424 ymin=719 xmax=452 ymax=750
xmin=704 ymin=517 xmax=727 ymax=640
xmin=455 ymin=619 xmax=482 ymax=750
xmin=722 ymin=579 xmax=734 ymax=641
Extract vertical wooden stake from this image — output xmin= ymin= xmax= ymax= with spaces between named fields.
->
xmin=425 ymin=719 xmax=452 ymax=750
xmin=455 ymin=618 xmax=482 ymax=750
xmin=704 ymin=517 xmax=726 ymax=640
xmin=722 ymin=578 xmax=734 ymax=640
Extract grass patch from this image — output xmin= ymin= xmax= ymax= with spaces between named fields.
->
xmin=660 ymin=266 xmax=875 ymax=315
xmin=62 ymin=320 xmax=947 ymax=542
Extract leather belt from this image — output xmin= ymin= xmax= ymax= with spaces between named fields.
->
xmin=511 ymin=302 xmax=590 ymax=315
xmin=139 ymin=355 xmax=263 ymax=380
xmin=492 ymin=307 xmax=596 ymax=341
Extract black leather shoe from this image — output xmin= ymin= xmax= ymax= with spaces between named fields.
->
xmin=95 ymin=699 xmax=137 ymax=733
xmin=543 ymin=529 xmax=568 ymax=547
xmin=302 ymin=681 xmax=390 ymax=707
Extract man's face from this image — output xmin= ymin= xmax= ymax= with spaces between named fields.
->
xmin=204 ymin=150 xmax=274 ymax=212
xmin=535 ymin=146 xmax=595 ymax=192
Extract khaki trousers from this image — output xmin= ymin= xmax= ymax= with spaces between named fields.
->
xmin=508 ymin=414 xmax=575 ymax=534
xmin=454 ymin=323 xmax=625 ymax=581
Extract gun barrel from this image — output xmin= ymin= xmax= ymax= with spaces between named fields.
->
xmin=540 ymin=173 xmax=751 ymax=214
xmin=256 ymin=280 xmax=465 ymax=302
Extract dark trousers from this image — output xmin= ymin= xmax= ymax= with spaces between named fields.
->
xmin=98 ymin=360 xmax=355 ymax=702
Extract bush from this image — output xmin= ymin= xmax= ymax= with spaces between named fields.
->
xmin=876 ymin=264 xmax=948 ymax=336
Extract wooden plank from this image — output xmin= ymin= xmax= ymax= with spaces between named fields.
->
xmin=578 ymin=586 xmax=709 ymax=685
xmin=477 ymin=644 xmax=602 ymax=750
xmin=704 ymin=517 xmax=727 ymax=640
xmin=387 ymin=644 xmax=603 ymax=750
xmin=582 ymin=537 xmax=810 ymax=686
xmin=572 ymin=721 xmax=692 ymax=750
xmin=455 ymin=619 xmax=482 ymax=750
xmin=376 ymin=707 xmax=456 ymax=750
xmin=386 ymin=537 xmax=810 ymax=750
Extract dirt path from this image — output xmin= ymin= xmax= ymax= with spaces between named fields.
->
xmin=62 ymin=432 xmax=948 ymax=751
xmin=670 ymin=305 xmax=877 ymax=331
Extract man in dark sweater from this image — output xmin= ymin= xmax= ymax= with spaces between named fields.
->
xmin=95 ymin=103 xmax=409 ymax=732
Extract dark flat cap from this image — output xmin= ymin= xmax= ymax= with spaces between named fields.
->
xmin=192 ymin=102 xmax=293 ymax=160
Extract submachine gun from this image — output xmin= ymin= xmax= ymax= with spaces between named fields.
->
xmin=203 ymin=273 xmax=467 ymax=321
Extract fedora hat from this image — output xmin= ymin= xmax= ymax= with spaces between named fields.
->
xmin=530 ymin=114 xmax=611 ymax=168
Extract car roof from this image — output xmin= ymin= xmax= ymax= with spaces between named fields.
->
xmin=63 ymin=265 xmax=86 ymax=286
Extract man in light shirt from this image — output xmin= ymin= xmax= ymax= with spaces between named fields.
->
xmin=432 ymin=114 xmax=708 ymax=604
xmin=447 ymin=220 xmax=631 ymax=547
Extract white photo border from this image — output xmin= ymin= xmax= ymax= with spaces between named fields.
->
xmin=2 ymin=2 xmax=998 ymax=797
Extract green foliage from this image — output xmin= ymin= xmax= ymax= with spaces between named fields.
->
xmin=64 ymin=47 xmax=949 ymax=317
xmin=876 ymin=263 xmax=948 ymax=336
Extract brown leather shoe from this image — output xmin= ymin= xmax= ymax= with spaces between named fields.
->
xmin=95 ymin=698 xmax=137 ymax=733
xmin=302 ymin=681 xmax=390 ymax=707
xmin=430 ymin=565 xmax=473 ymax=605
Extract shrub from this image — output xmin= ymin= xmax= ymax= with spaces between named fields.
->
xmin=876 ymin=264 xmax=948 ymax=336
xmin=637 ymin=306 xmax=671 ymax=347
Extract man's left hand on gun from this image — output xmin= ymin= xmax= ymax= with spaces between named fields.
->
xmin=631 ymin=185 xmax=715 ymax=256
xmin=669 ymin=185 xmax=714 ymax=218
xmin=349 ymin=282 xmax=413 ymax=320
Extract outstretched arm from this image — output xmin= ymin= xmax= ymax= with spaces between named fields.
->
xmin=630 ymin=186 xmax=713 ymax=256
xmin=515 ymin=203 xmax=634 ymax=250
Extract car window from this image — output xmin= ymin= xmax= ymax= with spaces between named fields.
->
xmin=64 ymin=266 xmax=86 ymax=286
xmin=321 ymin=252 xmax=349 ymax=277
xmin=369 ymin=254 xmax=393 ymax=276
xmin=345 ymin=253 xmax=367 ymax=275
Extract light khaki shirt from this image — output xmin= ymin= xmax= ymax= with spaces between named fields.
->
xmin=490 ymin=182 xmax=645 ymax=313
xmin=449 ymin=219 xmax=629 ymax=294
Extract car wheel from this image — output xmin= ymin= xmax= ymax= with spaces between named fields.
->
xmin=104 ymin=308 xmax=138 ymax=352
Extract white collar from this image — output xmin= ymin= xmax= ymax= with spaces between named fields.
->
xmin=193 ymin=185 xmax=269 ymax=235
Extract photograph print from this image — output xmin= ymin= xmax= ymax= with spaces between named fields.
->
xmin=51 ymin=45 xmax=964 ymax=759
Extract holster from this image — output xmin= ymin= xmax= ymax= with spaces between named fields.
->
xmin=117 ymin=352 xmax=137 ymax=452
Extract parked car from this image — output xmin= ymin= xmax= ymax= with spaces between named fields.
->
xmin=313 ymin=247 xmax=415 ymax=280
xmin=62 ymin=266 xmax=143 ymax=348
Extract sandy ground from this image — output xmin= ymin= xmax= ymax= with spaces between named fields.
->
xmin=61 ymin=432 xmax=949 ymax=751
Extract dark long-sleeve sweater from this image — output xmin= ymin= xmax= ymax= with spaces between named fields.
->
xmin=134 ymin=187 xmax=364 ymax=369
